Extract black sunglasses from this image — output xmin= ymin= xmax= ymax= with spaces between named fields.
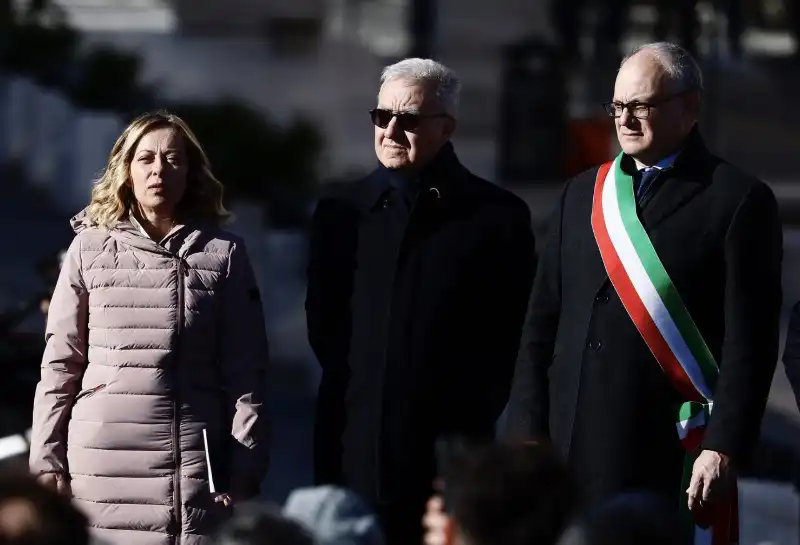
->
xmin=369 ymin=108 xmax=451 ymax=131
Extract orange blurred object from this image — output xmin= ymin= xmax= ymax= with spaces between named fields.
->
xmin=565 ymin=117 xmax=616 ymax=178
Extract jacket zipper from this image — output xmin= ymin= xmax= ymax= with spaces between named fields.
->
xmin=75 ymin=383 xmax=107 ymax=400
xmin=172 ymin=256 xmax=185 ymax=544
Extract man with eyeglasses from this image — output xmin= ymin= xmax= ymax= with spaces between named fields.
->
xmin=506 ymin=42 xmax=782 ymax=544
xmin=305 ymin=58 xmax=536 ymax=545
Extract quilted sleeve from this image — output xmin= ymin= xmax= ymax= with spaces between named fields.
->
xmin=218 ymin=238 xmax=270 ymax=499
xmin=29 ymin=236 xmax=88 ymax=476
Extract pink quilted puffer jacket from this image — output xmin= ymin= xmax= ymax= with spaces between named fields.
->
xmin=29 ymin=210 xmax=270 ymax=545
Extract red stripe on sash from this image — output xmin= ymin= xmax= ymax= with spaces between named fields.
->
xmin=681 ymin=427 xmax=705 ymax=453
xmin=590 ymin=162 xmax=703 ymax=403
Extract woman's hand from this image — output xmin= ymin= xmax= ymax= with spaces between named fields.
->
xmin=422 ymin=495 xmax=452 ymax=545
xmin=36 ymin=473 xmax=71 ymax=496
xmin=213 ymin=493 xmax=234 ymax=508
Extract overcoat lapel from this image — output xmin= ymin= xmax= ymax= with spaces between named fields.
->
xmin=579 ymin=170 xmax=614 ymax=293
xmin=639 ymin=175 xmax=706 ymax=232
xmin=586 ymin=127 xmax=712 ymax=291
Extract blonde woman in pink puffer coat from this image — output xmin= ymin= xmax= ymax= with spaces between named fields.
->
xmin=29 ymin=111 xmax=271 ymax=545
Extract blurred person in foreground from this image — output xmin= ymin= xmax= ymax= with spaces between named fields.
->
xmin=283 ymin=485 xmax=385 ymax=545
xmin=0 ymin=472 xmax=89 ymax=545
xmin=557 ymin=492 xmax=689 ymax=545
xmin=29 ymin=111 xmax=271 ymax=544
xmin=215 ymin=504 xmax=314 ymax=545
xmin=505 ymin=41 xmax=782 ymax=543
xmin=422 ymin=441 xmax=576 ymax=545
xmin=306 ymin=58 xmax=536 ymax=544
xmin=216 ymin=486 xmax=384 ymax=545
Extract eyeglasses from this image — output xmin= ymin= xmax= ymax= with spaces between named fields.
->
xmin=603 ymin=89 xmax=697 ymax=119
xmin=369 ymin=108 xmax=451 ymax=131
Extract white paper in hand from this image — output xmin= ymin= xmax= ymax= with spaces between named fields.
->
xmin=202 ymin=428 xmax=216 ymax=494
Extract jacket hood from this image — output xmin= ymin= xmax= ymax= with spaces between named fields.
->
xmin=70 ymin=207 xmax=207 ymax=258
xmin=69 ymin=208 xmax=150 ymax=239
xmin=70 ymin=208 xmax=93 ymax=235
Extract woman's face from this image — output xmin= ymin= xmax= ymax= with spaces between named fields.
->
xmin=129 ymin=126 xmax=189 ymax=217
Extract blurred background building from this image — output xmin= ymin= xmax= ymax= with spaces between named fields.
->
xmin=1 ymin=0 xmax=800 ymax=542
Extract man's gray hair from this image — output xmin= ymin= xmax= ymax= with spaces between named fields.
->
xmin=379 ymin=58 xmax=461 ymax=116
xmin=621 ymin=42 xmax=704 ymax=93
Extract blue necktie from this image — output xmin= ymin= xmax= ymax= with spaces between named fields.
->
xmin=636 ymin=167 xmax=660 ymax=202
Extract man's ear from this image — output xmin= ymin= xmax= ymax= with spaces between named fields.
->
xmin=684 ymin=91 xmax=702 ymax=120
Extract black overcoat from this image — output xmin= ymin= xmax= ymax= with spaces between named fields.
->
xmin=306 ymin=143 xmax=536 ymax=533
xmin=506 ymin=129 xmax=783 ymax=507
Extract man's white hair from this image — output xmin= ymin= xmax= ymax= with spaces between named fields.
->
xmin=379 ymin=58 xmax=461 ymax=116
xmin=621 ymin=42 xmax=704 ymax=93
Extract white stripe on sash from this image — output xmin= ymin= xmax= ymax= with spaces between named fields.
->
xmin=677 ymin=410 xmax=707 ymax=440
xmin=601 ymin=161 xmax=712 ymax=400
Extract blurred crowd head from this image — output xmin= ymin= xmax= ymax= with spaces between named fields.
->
xmin=215 ymin=503 xmax=316 ymax=545
xmin=557 ymin=491 xmax=690 ymax=545
xmin=215 ymin=485 xmax=384 ymax=545
xmin=0 ymin=472 xmax=89 ymax=545
xmin=442 ymin=440 xmax=577 ymax=545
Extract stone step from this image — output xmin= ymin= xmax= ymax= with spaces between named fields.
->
xmin=52 ymin=0 xmax=175 ymax=31
xmin=53 ymin=0 xmax=162 ymax=8
xmin=436 ymin=0 xmax=549 ymax=37
xmin=352 ymin=0 xmax=409 ymax=57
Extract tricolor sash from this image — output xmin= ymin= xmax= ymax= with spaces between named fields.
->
xmin=591 ymin=154 xmax=738 ymax=545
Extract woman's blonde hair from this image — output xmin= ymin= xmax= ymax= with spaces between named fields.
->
xmin=86 ymin=110 xmax=231 ymax=229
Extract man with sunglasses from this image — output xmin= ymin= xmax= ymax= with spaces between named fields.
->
xmin=306 ymin=58 xmax=536 ymax=545
xmin=506 ymin=42 xmax=782 ymax=543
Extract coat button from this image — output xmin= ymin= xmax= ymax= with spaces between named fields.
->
xmin=381 ymin=199 xmax=389 ymax=209
xmin=595 ymin=294 xmax=609 ymax=304
xmin=588 ymin=340 xmax=602 ymax=351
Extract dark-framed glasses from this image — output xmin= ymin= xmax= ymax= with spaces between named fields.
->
xmin=369 ymin=108 xmax=451 ymax=131
xmin=603 ymin=89 xmax=697 ymax=119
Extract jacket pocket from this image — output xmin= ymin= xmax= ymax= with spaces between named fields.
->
xmin=74 ymin=383 xmax=107 ymax=403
